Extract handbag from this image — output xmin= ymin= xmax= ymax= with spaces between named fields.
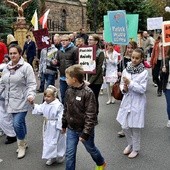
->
xmin=111 ymin=78 xmax=123 ymax=100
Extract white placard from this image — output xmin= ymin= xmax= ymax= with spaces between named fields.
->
xmin=147 ymin=17 xmax=163 ymax=30
xmin=78 ymin=46 xmax=96 ymax=74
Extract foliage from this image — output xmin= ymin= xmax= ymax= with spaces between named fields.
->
xmin=0 ymin=0 xmax=14 ymax=41
xmin=86 ymin=0 xmax=168 ymax=32
xmin=0 ymin=0 xmax=41 ymax=41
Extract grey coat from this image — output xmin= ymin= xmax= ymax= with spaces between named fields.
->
xmin=0 ymin=57 xmax=37 ymax=113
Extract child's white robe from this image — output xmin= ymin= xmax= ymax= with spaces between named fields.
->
xmin=32 ymin=98 xmax=66 ymax=159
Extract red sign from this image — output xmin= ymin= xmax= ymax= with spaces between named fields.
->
xmin=33 ymin=28 xmax=51 ymax=49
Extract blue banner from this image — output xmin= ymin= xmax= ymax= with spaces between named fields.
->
xmin=108 ymin=10 xmax=128 ymax=45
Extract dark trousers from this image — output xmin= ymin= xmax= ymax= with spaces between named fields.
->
xmin=88 ymin=84 xmax=102 ymax=115
xmin=27 ymin=56 xmax=34 ymax=67
xmin=59 ymin=79 xmax=68 ymax=104
xmin=152 ymin=60 xmax=163 ymax=92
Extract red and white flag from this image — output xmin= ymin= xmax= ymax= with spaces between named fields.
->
xmin=39 ymin=9 xmax=50 ymax=28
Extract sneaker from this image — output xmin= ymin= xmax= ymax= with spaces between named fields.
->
xmin=5 ymin=136 xmax=17 ymax=144
xmin=106 ymin=100 xmax=111 ymax=105
xmin=56 ymin=156 xmax=65 ymax=163
xmin=46 ymin=158 xmax=56 ymax=166
xmin=153 ymin=83 xmax=157 ymax=87
xmin=123 ymin=145 xmax=132 ymax=155
xmin=128 ymin=151 xmax=139 ymax=159
xmin=117 ymin=130 xmax=125 ymax=138
xmin=167 ymin=120 xmax=170 ymax=127
xmin=95 ymin=162 xmax=106 ymax=170
xmin=157 ymin=91 xmax=162 ymax=97
xmin=36 ymin=89 xmax=43 ymax=93
xmin=100 ymin=90 xmax=104 ymax=95
xmin=0 ymin=131 xmax=4 ymax=137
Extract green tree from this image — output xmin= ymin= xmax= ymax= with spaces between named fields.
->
xmin=86 ymin=0 xmax=167 ymax=31
xmin=0 ymin=0 xmax=14 ymax=41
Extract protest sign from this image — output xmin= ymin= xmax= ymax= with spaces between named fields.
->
xmin=162 ymin=21 xmax=170 ymax=46
xmin=78 ymin=46 xmax=96 ymax=74
xmin=147 ymin=17 xmax=163 ymax=30
xmin=108 ymin=10 xmax=128 ymax=45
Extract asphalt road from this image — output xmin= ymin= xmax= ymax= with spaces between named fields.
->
xmin=0 ymin=69 xmax=170 ymax=170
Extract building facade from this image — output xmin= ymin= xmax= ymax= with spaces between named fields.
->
xmin=46 ymin=0 xmax=88 ymax=32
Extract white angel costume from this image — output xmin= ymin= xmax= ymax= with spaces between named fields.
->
xmin=32 ymin=98 xmax=66 ymax=159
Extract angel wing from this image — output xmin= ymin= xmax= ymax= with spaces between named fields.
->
xmin=21 ymin=0 xmax=32 ymax=10
xmin=5 ymin=0 xmax=19 ymax=9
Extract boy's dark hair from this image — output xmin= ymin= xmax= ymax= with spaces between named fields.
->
xmin=65 ymin=64 xmax=84 ymax=83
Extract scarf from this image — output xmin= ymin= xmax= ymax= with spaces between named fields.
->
xmin=126 ymin=62 xmax=145 ymax=74
xmin=7 ymin=57 xmax=23 ymax=74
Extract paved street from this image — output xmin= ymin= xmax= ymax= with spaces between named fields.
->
xmin=0 ymin=70 xmax=170 ymax=170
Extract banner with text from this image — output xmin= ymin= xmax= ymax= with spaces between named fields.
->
xmin=162 ymin=21 xmax=170 ymax=46
xmin=78 ymin=46 xmax=96 ymax=74
xmin=108 ymin=10 xmax=128 ymax=45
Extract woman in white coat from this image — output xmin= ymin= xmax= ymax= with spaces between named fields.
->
xmin=0 ymin=56 xmax=16 ymax=144
xmin=104 ymin=43 xmax=119 ymax=104
xmin=0 ymin=44 xmax=37 ymax=159
xmin=116 ymin=48 xmax=148 ymax=159
xmin=32 ymin=85 xmax=66 ymax=166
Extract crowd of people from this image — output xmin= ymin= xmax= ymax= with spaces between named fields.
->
xmin=0 ymin=29 xmax=170 ymax=170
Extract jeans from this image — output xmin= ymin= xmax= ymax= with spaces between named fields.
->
xmin=164 ymin=89 xmax=170 ymax=120
xmin=60 ymin=79 xmax=68 ymax=104
xmin=12 ymin=112 xmax=27 ymax=140
xmin=39 ymin=73 xmax=55 ymax=92
xmin=44 ymin=73 xmax=55 ymax=88
xmin=66 ymin=128 xmax=104 ymax=170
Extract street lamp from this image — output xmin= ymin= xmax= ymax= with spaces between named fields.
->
xmin=165 ymin=6 xmax=170 ymax=12
xmin=165 ymin=0 xmax=170 ymax=12
xmin=79 ymin=0 xmax=87 ymax=28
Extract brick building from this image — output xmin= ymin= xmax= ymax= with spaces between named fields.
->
xmin=46 ymin=0 xmax=88 ymax=32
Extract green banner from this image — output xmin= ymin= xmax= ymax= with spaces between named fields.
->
xmin=126 ymin=14 xmax=139 ymax=41
xmin=104 ymin=13 xmax=139 ymax=43
xmin=103 ymin=15 xmax=112 ymax=43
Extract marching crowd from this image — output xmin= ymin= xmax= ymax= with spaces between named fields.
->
xmin=0 ymin=29 xmax=170 ymax=170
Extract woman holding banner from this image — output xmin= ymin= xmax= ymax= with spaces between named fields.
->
xmin=86 ymin=34 xmax=105 ymax=123
xmin=150 ymin=35 xmax=168 ymax=97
